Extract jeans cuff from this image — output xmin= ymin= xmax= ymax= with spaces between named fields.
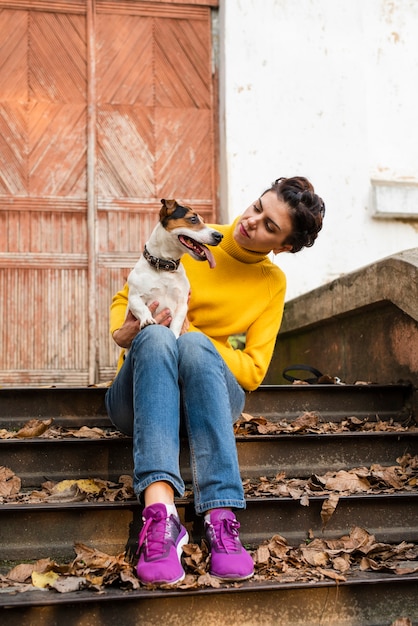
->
xmin=134 ymin=473 xmax=185 ymax=500
xmin=195 ymin=499 xmax=246 ymax=514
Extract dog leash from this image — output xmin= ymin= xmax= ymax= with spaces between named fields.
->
xmin=282 ymin=364 xmax=343 ymax=385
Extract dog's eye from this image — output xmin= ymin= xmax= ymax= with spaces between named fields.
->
xmin=188 ymin=215 xmax=199 ymax=224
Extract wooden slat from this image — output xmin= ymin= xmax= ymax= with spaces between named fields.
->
xmin=0 ymin=198 xmax=87 ymax=211
xmin=0 ymin=267 xmax=88 ymax=374
xmin=0 ymin=211 xmax=87 ymax=254
xmin=0 ymin=253 xmax=87 ymax=267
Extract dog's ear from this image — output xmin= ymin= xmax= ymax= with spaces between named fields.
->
xmin=160 ymin=199 xmax=177 ymax=220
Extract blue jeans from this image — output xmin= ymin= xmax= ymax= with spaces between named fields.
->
xmin=105 ymin=325 xmax=246 ymax=514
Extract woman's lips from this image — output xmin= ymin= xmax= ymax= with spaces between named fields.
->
xmin=239 ymin=222 xmax=249 ymax=238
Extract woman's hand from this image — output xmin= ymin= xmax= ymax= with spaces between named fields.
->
xmin=180 ymin=315 xmax=190 ymax=335
xmin=112 ymin=302 xmax=172 ymax=348
xmin=179 ymin=291 xmax=191 ymax=335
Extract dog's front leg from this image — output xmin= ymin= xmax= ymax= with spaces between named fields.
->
xmin=169 ymin=299 xmax=189 ymax=338
xmin=127 ymin=292 xmax=156 ymax=330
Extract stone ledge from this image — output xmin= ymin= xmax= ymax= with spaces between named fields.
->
xmin=266 ymin=249 xmax=418 ymax=397
xmin=280 ymin=248 xmax=418 ymax=334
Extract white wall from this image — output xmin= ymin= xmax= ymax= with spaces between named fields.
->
xmin=219 ymin=0 xmax=418 ymax=301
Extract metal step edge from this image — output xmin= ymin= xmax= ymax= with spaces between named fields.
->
xmin=0 ymin=383 xmax=413 ymax=423
xmin=2 ymin=491 xmax=418 ymax=513
xmin=2 ymin=430 xmax=417 ymax=444
xmin=1 ymin=570 xmax=418 ymax=609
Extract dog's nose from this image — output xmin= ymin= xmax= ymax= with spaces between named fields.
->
xmin=213 ymin=232 xmax=223 ymax=244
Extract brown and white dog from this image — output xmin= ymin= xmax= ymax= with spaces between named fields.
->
xmin=128 ymin=199 xmax=223 ymax=338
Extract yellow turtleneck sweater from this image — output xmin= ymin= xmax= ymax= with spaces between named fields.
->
xmin=109 ymin=217 xmax=286 ymax=391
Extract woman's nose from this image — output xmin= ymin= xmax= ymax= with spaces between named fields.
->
xmin=247 ymin=217 xmax=257 ymax=229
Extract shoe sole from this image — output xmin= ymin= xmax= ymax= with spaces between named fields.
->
xmin=209 ymin=570 xmax=254 ymax=582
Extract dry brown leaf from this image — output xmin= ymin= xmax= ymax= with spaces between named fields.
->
xmin=300 ymin=544 xmax=329 ymax=567
xmin=254 ymin=544 xmax=271 ymax=565
xmin=0 ymin=466 xmax=21 ymax=497
xmin=47 ymin=484 xmax=88 ymax=503
xmin=291 ymin=411 xmax=319 ymax=431
xmin=321 ymin=470 xmax=371 ymax=493
xmin=332 ymin=555 xmax=351 ymax=572
xmin=370 ymin=464 xmax=404 ymax=489
xmin=7 ymin=558 xmax=56 ymax=583
xmin=15 ymin=418 xmax=53 ymax=438
xmin=197 ymin=572 xmax=221 ymax=588
xmin=6 ymin=563 xmax=37 ymax=583
xmin=316 ymin=567 xmax=346 ymax=582
xmin=119 ymin=569 xmax=141 ymax=590
xmin=69 ymin=426 xmax=105 ymax=439
xmin=0 ymin=428 xmax=14 ymax=439
xmin=320 ymin=492 xmax=340 ymax=527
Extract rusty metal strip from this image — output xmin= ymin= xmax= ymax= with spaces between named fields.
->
xmin=87 ymin=0 xmax=97 ymax=384
xmin=0 ymin=1 xmax=86 ymax=13
xmin=97 ymin=1 xmax=211 ymax=19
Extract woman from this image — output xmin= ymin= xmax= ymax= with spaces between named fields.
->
xmin=106 ymin=176 xmax=325 ymax=585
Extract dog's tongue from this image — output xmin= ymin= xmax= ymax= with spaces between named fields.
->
xmin=201 ymin=245 xmax=216 ymax=269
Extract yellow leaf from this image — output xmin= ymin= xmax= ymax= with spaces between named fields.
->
xmin=52 ymin=479 xmax=101 ymax=495
xmin=32 ymin=570 xmax=59 ymax=588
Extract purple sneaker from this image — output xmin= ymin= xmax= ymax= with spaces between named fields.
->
xmin=136 ymin=503 xmax=189 ymax=585
xmin=205 ymin=509 xmax=254 ymax=581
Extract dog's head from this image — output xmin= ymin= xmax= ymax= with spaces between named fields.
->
xmin=159 ymin=199 xmax=222 ymax=268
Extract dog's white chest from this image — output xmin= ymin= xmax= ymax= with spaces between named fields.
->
xmin=127 ymin=258 xmax=190 ymax=338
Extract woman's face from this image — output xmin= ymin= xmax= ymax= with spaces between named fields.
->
xmin=233 ymin=190 xmax=293 ymax=254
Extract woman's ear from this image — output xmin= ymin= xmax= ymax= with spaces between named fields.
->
xmin=273 ymin=244 xmax=293 ymax=254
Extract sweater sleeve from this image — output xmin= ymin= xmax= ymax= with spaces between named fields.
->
xmin=109 ymin=283 xmax=129 ymax=334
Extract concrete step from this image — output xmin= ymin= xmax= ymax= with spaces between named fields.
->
xmin=0 ymin=383 xmax=414 ymax=428
xmin=0 ymin=383 xmax=417 ymax=625
xmin=2 ymin=491 xmax=418 ymax=561
xmin=1 ymin=570 xmax=418 ymax=626
xmin=2 ymin=430 xmax=417 ymax=486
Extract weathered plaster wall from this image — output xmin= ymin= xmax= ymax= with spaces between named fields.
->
xmin=219 ymin=0 xmax=418 ymax=301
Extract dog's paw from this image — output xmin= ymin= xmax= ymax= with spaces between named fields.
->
xmin=140 ymin=319 xmax=157 ymax=331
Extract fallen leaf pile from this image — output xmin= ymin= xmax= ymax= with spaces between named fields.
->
xmin=243 ymin=453 xmax=418 ymax=500
xmin=0 ymin=470 xmax=134 ymax=504
xmin=243 ymin=453 xmax=418 ymax=526
xmin=1 ymin=527 xmax=418 ymax=595
xmin=1 ymin=454 xmax=417 ymax=513
xmin=1 ymin=410 xmax=416 ymax=441
xmin=0 ymin=418 xmax=124 ymax=440
xmin=0 ymin=543 xmax=139 ymax=594
xmin=235 ymin=411 xmax=417 ymax=436
xmin=252 ymin=526 xmax=418 ymax=584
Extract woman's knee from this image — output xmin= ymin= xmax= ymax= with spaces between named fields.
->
xmin=178 ymin=331 xmax=215 ymax=362
xmin=177 ymin=332 xmax=222 ymax=380
xmin=131 ymin=323 xmax=175 ymax=351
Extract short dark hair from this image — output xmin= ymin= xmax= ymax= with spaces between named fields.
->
xmin=263 ymin=176 xmax=325 ymax=253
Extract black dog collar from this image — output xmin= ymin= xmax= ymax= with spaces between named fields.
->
xmin=143 ymin=245 xmax=180 ymax=272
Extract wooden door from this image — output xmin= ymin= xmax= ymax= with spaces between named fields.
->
xmin=0 ymin=0 xmax=218 ymax=386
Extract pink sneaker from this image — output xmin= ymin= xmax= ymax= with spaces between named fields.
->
xmin=136 ymin=503 xmax=189 ymax=585
xmin=205 ymin=509 xmax=254 ymax=581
